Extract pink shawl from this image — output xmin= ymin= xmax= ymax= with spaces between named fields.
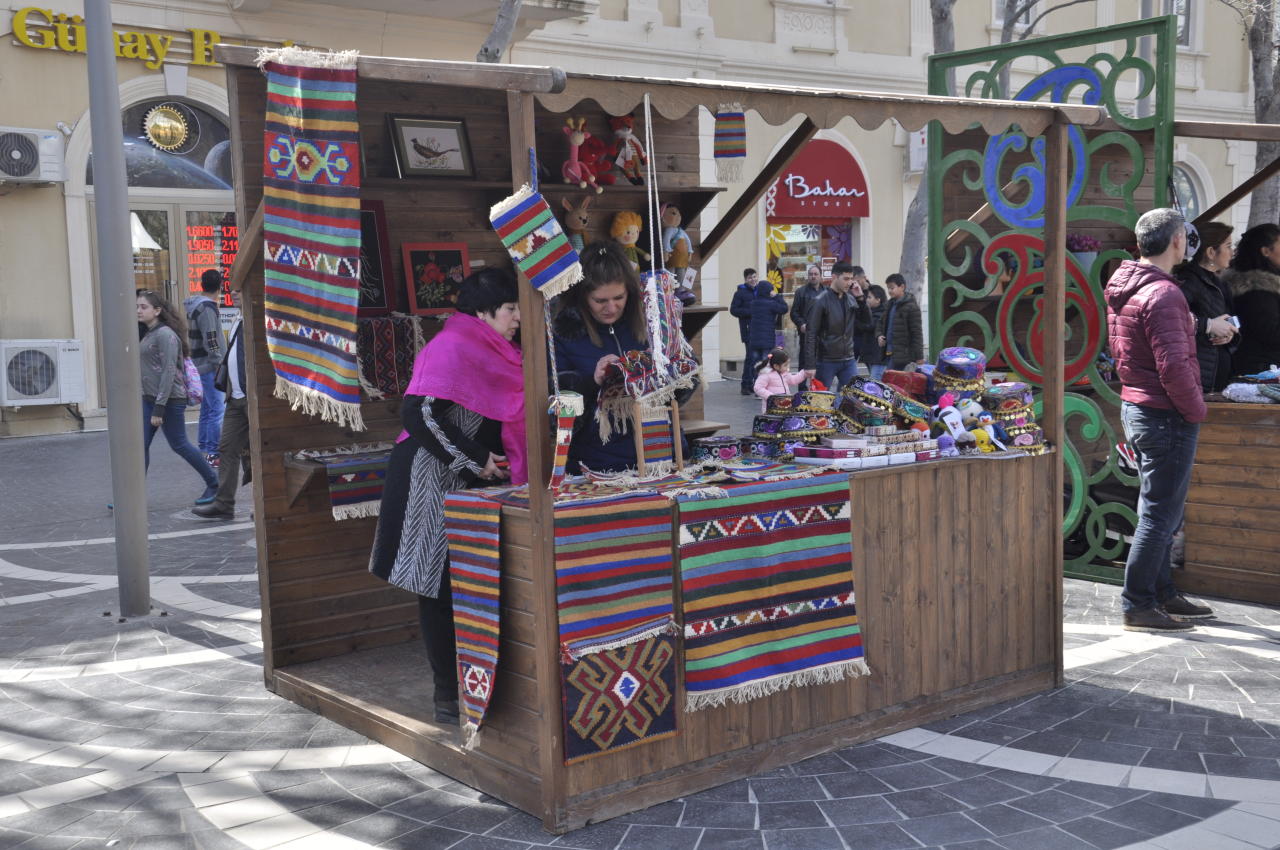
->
xmin=399 ymin=312 xmax=527 ymax=485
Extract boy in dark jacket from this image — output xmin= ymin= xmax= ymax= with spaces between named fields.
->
xmin=730 ymin=268 xmax=759 ymax=394
xmin=747 ymin=279 xmax=788 ymax=388
xmin=876 ymin=273 xmax=924 ymax=370
xmin=1105 ymin=207 xmax=1212 ymax=633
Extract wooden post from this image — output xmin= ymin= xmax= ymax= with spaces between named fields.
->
xmin=1042 ymin=119 xmax=1068 ymax=687
xmin=670 ymin=400 xmax=684 ymax=469
xmin=632 ymin=403 xmax=648 ymax=478
xmin=506 ymin=90 xmax=563 ymax=827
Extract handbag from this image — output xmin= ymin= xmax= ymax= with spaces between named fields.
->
xmin=183 ymin=357 xmax=204 ymax=405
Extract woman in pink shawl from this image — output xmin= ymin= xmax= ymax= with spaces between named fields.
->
xmin=369 ymin=268 xmax=525 ymax=724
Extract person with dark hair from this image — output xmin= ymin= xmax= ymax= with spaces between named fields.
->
xmin=193 ymin=290 xmax=252 ymax=521
xmin=876 ymin=273 xmax=924 ymax=371
xmin=368 ymin=267 xmax=525 ymax=723
xmin=553 ymin=241 xmax=689 ymax=472
xmin=1105 ymin=207 xmax=1212 ymax=633
xmin=803 ymin=260 xmax=871 ymax=392
xmin=1173 ymin=221 xmax=1237 ymax=392
xmin=746 ymin=276 xmax=788 ymax=389
xmin=136 ymin=290 xmax=219 ymax=506
xmin=730 ymin=268 xmax=759 ymax=394
xmin=1220 ymin=222 xmax=1280 ymax=375
xmin=860 ymin=284 xmax=888 ymax=379
xmin=790 ymin=264 xmax=823 ymax=370
xmin=185 ymin=269 xmax=227 ymax=467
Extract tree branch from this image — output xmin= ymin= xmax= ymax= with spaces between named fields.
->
xmin=1019 ymin=0 xmax=1098 ymax=40
xmin=476 ymin=0 xmax=523 ymax=63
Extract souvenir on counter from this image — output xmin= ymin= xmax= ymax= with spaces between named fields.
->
xmin=753 ymin=414 xmax=786 ymax=438
xmin=780 ymin=413 xmax=836 ymax=438
xmin=931 ymin=347 xmax=987 ymax=401
xmin=766 ymin=394 xmax=796 ymax=414
xmin=882 ymin=369 xmax=928 ymax=401
xmin=885 ymin=386 xmax=930 ymax=424
xmin=691 ymin=435 xmax=743 ymax=463
xmin=795 ymin=390 xmax=837 ymax=413
xmin=842 ymin=377 xmax=895 ymax=415
xmin=955 ymin=397 xmax=985 ymax=430
xmin=739 ymin=437 xmax=782 ymax=459
xmin=983 ymin=381 xmax=1034 ymax=418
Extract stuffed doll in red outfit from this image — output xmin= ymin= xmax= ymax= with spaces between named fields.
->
xmin=609 ymin=114 xmax=647 ymax=186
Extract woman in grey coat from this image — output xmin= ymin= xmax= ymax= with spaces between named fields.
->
xmin=136 ymin=290 xmax=219 ymax=506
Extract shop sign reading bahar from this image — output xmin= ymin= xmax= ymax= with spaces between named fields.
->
xmin=11 ymin=6 xmax=293 ymax=70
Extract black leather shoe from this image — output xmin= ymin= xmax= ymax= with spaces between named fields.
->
xmin=192 ymin=503 xmax=235 ymax=519
xmin=1124 ymin=607 xmax=1194 ymax=633
xmin=434 ymin=698 xmax=460 ymax=724
xmin=1161 ymin=594 xmax=1213 ymax=619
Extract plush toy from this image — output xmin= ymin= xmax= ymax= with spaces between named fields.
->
xmin=661 ymin=203 xmax=694 ymax=282
xmin=610 ymin=210 xmax=650 ymax=270
xmin=976 ymin=411 xmax=1009 ymax=450
xmin=970 ymin=427 xmax=995 ymax=453
xmin=562 ymin=117 xmax=602 ymax=194
xmin=579 ymin=134 xmax=616 ymax=187
xmin=955 ymin=397 xmax=985 ymax=430
xmin=936 ymin=433 xmax=960 ymax=457
xmin=931 ymin=394 xmax=968 ymax=443
xmin=561 ymin=195 xmax=592 ymax=254
xmin=609 ymin=114 xmax=647 ymax=185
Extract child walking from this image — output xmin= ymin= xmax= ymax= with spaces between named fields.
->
xmin=753 ymin=348 xmax=811 ymax=412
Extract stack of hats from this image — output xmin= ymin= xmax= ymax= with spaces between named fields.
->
xmin=691 ymin=435 xmax=743 ymax=464
xmin=760 ymin=392 xmax=835 ymax=443
xmin=931 ymin=347 xmax=987 ymax=402
xmin=983 ymin=381 xmax=1046 ymax=454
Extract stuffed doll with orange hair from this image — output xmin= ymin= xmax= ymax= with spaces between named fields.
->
xmin=610 ymin=210 xmax=650 ymax=271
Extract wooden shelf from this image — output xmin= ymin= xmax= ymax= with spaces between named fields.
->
xmin=681 ymin=304 xmax=725 ymax=340
xmin=681 ymin=419 xmax=730 ymax=440
xmin=283 ymin=455 xmax=325 ymax=508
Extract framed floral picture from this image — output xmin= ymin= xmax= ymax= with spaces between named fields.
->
xmin=357 ymin=200 xmax=394 ymax=316
xmin=403 ymin=242 xmax=470 ymax=315
xmin=387 ymin=115 xmax=474 ymax=178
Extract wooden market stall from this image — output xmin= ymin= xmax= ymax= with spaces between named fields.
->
xmin=218 ymin=46 xmax=1100 ymax=833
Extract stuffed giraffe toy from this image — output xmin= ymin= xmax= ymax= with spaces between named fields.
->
xmin=562 ymin=117 xmax=602 ymax=194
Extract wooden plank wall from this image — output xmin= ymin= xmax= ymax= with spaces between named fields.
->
xmin=1182 ymin=403 xmax=1280 ymax=605
xmin=554 ymin=455 xmax=1058 ymax=822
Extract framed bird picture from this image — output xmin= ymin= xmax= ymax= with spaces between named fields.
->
xmin=387 ymin=115 xmax=474 ymax=178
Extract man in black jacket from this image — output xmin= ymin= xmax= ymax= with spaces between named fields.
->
xmin=730 ymin=268 xmax=759 ymax=394
xmin=877 ymin=273 xmax=925 ymax=371
xmin=803 ymin=261 xmax=871 ymax=392
xmin=193 ymin=292 xmax=250 ymax=520
xmin=790 ymin=264 xmax=823 ymax=370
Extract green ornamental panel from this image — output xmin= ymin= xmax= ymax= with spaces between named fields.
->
xmin=927 ymin=18 xmax=1177 ymax=582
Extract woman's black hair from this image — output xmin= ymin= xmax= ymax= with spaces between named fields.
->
xmin=564 ymin=241 xmax=647 ymax=346
xmin=454 ymin=268 xmax=518 ymax=317
xmin=1229 ymin=223 xmax=1280 ymax=274
xmin=867 ymin=284 xmax=887 ymax=303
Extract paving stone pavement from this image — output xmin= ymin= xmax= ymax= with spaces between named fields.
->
xmin=0 ymin=395 xmax=1278 ymax=849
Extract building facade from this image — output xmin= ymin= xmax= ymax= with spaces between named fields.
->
xmin=0 ymin=0 xmax=1256 ymax=434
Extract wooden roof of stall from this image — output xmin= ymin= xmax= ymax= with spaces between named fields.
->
xmin=215 ymin=45 xmax=1106 ymax=134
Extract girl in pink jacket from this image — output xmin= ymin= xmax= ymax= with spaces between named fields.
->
xmin=753 ymin=348 xmax=810 ymax=411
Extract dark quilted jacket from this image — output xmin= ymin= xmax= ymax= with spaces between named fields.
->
xmin=1221 ymin=268 xmax=1280 ymax=375
xmin=1105 ymin=260 xmax=1206 ymax=423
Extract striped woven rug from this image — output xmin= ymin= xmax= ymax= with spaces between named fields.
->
xmin=444 ymin=491 xmax=503 ymax=747
xmin=552 ymin=495 xmax=675 ymax=660
xmin=260 ymin=48 xmax=364 ymax=430
xmin=675 ymin=474 xmax=868 ymax=710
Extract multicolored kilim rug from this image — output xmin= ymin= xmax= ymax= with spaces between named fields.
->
xmin=259 ymin=47 xmax=364 ymax=430
xmin=552 ymin=495 xmax=675 ymax=660
xmin=713 ymin=103 xmax=746 ymax=182
xmin=640 ymin=413 xmax=674 ymax=468
xmin=675 ymin=474 xmax=869 ymax=710
xmin=319 ymin=449 xmax=390 ymax=520
xmin=356 ymin=315 xmax=424 ymax=399
xmin=562 ymin=633 xmax=677 ymax=764
xmin=444 ymin=491 xmax=503 ymax=747
xmin=490 ymin=184 xmax=582 ymax=298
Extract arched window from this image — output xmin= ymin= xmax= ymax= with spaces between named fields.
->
xmin=87 ymin=98 xmax=232 ymax=189
xmin=1172 ymin=164 xmax=1201 ymax=222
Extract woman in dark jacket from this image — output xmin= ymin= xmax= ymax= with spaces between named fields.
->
xmin=1173 ymin=221 xmax=1235 ymax=392
xmin=746 ymin=278 xmax=787 ymax=377
xmin=552 ymin=242 xmax=653 ymax=473
xmin=1221 ymin=223 xmax=1280 ymax=375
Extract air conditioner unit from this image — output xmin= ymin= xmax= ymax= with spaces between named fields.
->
xmin=0 ymin=127 xmax=66 ymax=184
xmin=1 ymin=339 xmax=85 ymax=406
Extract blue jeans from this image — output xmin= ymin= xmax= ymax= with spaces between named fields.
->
xmin=744 ymin=346 xmax=770 ymax=391
xmin=869 ymin=364 xmax=887 ymax=380
xmin=815 ymin=358 xmax=858 ymax=393
xmin=143 ymin=397 xmax=218 ymax=490
xmin=197 ymin=371 xmax=225 ymax=455
xmin=1120 ymin=402 xmax=1199 ymax=613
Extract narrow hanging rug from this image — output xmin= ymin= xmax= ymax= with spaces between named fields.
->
xmin=675 ymin=473 xmax=869 ymax=711
xmin=444 ymin=491 xmax=503 ymax=747
xmin=552 ymin=494 xmax=675 ymax=660
xmin=713 ymin=103 xmax=746 ymax=183
xmin=561 ymin=633 xmax=677 ymax=764
xmin=258 ymin=47 xmax=365 ymax=430
xmin=320 ymin=449 xmax=391 ymax=520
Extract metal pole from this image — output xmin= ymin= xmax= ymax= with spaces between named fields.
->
xmin=85 ymin=0 xmax=150 ymax=617
xmin=1136 ymin=0 xmax=1155 ymax=119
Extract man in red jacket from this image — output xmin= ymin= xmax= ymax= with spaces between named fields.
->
xmin=1105 ymin=208 xmax=1214 ymax=632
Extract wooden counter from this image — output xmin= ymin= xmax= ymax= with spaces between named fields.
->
xmin=1182 ymin=401 xmax=1280 ymax=605
xmin=267 ymin=453 xmax=1060 ymax=832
